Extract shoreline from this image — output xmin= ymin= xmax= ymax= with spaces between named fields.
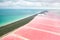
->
xmin=0 ymin=10 xmax=47 ymax=36
xmin=0 ymin=14 xmax=37 ymax=27
xmin=0 ymin=11 xmax=41 ymax=27
xmin=0 ymin=14 xmax=37 ymax=36
xmin=0 ymin=15 xmax=32 ymax=27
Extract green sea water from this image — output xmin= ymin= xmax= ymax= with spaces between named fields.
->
xmin=0 ymin=9 xmax=43 ymax=26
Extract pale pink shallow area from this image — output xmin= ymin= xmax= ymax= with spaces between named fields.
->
xmin=1 ymin=12 xmax=60 ymax=40
xmin=1 ymin=34 xmax=25 ymax=40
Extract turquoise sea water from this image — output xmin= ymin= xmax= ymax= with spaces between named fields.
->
xmin=0 ymin=9 xmax=43 ymax=26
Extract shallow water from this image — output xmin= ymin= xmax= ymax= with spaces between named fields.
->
xmin=0 ymin=9 xmax=43 ymax=26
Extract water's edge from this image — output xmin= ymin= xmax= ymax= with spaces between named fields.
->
xmin=0 ymin=14 xmax=37 ymax=36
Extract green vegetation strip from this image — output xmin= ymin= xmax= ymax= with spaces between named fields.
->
xmin=0 ymin=14 xmax=37 ymax=36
